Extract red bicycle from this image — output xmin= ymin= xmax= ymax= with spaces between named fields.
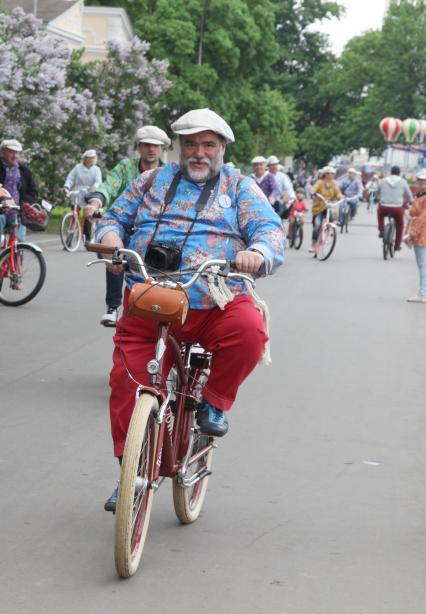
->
xmin=0 ymin=200 xmax=46 ymax=306
xmin=86 ymin=243 xmax=257 ymax=578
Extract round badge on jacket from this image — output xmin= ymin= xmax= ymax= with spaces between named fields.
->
xmin=219 ymin=194 xmax=232 ymax=209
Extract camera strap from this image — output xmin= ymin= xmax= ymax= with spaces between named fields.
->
xmin=147 ymin=170 xmax=220 ymax=252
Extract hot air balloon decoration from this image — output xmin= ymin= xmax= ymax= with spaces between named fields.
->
xmin=417 ymin=119 xmax=426 ymax=144
xmin=402 ymin=118 xmax=419 ymax=143
xmin=379 ymin=117 xmax=402 ymax=142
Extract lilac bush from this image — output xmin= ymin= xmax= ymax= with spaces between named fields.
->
xmin=0 ymin=8 xmax=170 ymax=200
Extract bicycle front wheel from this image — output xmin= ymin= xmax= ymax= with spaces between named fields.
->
xmin=114 ymin=393 xmax=159 ymax=578
xmin=172 ymin=413 xmax=213 ymax=524
xmin=317 ymin=225 xmax=337 ymax=261
xmin=0 ymin=244 xmax=46 ymax=306
xmin=293 ymin=223 xmax=303 ymax=250
xmin=60 ymin=212 xmax=81 ymax=252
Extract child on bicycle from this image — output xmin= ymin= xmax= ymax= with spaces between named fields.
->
xmin=288 ymin=187 xmax=308 ymax=235
xmin=310 ymin=166 xmax=342 ymax=252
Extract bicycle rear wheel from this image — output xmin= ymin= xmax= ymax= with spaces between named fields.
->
xmin=293 ymin=223 xmax=303 ymax=250
xmin=316 ymin=225 xmax=337 ymax=261
xmin=114 ymin=393 xmax=159 ymax=578
xmin=0 ymin=244 xmax=46 ymax=306
xmin=60 ymin=212 xmax=81 ymax=252
xmin=389 ymin=223 xmax=396 ymax=258
xmin=172 ymin=412 xmax=213 ymax=524
xmin=343 ymin=209 xmax=350 ymax=233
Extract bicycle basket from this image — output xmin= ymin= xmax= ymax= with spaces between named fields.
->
xmin=20 ymin=201 xmax=51 ymax=231
xmin=128 ymin=280 xmax=189 ymax=325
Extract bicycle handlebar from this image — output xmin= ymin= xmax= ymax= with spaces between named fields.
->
xmin=0 ymin=203 xmax=20 ymax=213
xmin=313 ymin=193 xmax=345 ymax=207
xmin=86 ymin=243 xmax=256 ymax=289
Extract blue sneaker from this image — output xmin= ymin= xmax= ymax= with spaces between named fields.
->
xmin=196 ymin=400 xmax=229 ymax=437
xmin=104 ymin=486 xmax=118 ymax=513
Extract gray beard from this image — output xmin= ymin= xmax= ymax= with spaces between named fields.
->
xmin=180 ymin=151 xmax=224 ymax=183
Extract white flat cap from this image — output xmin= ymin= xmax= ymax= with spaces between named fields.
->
xmin=0 ymin=139 xmax=23 ymax=152
xmin=135 ymin=126 xmax=171 ymax=147
xmin=348 ymin=167 xmax=357 ymax=174
xmin=417 ymin=170 xmax=426 ymax=180
xmin=322 ymin=165 xmax=336 ymax=174
xmin=82 ymin=149 xmax=97 ymax=158
xmin=251 ymin=156 xmax=267 ymax=164
xmin=171 ymin=108 xmax=235 ymax=144
xmin=267 ymin=155 xmax=280 ymax=165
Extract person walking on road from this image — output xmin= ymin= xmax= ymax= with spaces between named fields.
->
xmin=406 ymin=170 xmax=426 ymax=303
xmin=86 ymin=126 xmax=170 ymax=326
xmin=376 ymin=165 xmax=413 ymax=251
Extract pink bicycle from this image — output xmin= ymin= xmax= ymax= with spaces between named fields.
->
xmin=312 ymin=194 xmax=344 ymax=261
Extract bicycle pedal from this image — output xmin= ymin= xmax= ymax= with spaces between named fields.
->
xmin=185 ymin=397 xmax=198 ymax=411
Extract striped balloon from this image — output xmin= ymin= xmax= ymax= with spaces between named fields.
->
xmin=402 ymin=118 xmax=419 ymax=143
xmin=379 ymin=117 xmax=402 ymax=142
xmin=417 ymin=119 xmax=426 ymax=144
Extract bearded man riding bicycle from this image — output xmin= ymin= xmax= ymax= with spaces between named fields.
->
xmin=95 ymin=109 xmax=284 ymax=510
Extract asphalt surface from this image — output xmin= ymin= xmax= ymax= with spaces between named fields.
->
xmin=1 ymin=205 xmax=426 ymax=614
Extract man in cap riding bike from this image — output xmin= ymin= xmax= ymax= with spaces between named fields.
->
xmin=95 ymin=109 xmax=284 ymax=512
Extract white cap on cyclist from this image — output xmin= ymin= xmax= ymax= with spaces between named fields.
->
xmin=135 ymin=126 xmax=171 ymax=147
xmin=171 ymin=108 xmax=235 ymax=144
xmin=267 ymin=155 xmax=280 ymax=165
xmin=322 ymin=165 xmax=336 ymax=174
xmin=0 ymin=139 xmax=23 ymax=152
xmin=417 ymin=170 xmax=426 ymax=180
xmin=82 ymin=149 xmax=97 ymax=158
xmin=251 ymin=156 xmax=267 ymax=164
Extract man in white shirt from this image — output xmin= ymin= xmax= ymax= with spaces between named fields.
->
xmin=267 ymin=155 xmax=295 ymax=216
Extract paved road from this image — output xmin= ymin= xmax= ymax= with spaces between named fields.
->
xmin=1 ymin=206 xmax=426 ymax=614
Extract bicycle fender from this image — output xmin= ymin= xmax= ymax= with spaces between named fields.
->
xmin=16 ymin=242 xmax=43 ymax=253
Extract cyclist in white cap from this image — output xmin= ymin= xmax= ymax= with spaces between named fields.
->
xmin=0 ymin=139 xmax=38 ymax=242
xmin=64 ymin=150 xmax=102 ymax=240
xmin=266 ymin=155 xmax=295 ymax=216
xmin=310 ymin=166 xmax=342 ymax=252
xmin=337 ymin=167 xmax=363 ymax=223
xmin=251 ymin=156 xmax=279 ymax=205
xmin=95 ymin=108 xmax=284 ymax=512
xmin=86 ymin=125 xmax=170 ymax=326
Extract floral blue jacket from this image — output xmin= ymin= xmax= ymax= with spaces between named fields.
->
xmin=96 ymin=163 xmax=284 ymax=309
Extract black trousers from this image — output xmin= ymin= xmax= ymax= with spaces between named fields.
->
xmin=105 ymin=269 xmax=124 ymax=309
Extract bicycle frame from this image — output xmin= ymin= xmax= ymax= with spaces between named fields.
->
xmin=317 ymin=205 xmax=335 ymax=242
xmin=137 ymin=323 xmax=214 ymax=486
xmin=1 ymin=210 xmax=21 ymax=278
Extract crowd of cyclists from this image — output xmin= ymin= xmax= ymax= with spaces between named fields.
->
xmin=2 ymin=127 xmax=426 ymax=312
xmin=2 ymin=109 xmax=426 ymax=524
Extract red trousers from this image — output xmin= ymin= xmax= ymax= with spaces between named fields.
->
xmin=109 ymin=292 xmax=268 ymax=457
xmin=377 ymin=204 xmax=405 ymax=248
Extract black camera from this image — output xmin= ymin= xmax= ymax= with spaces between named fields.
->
xmin=145 ymin=241 xmax=182 ymax=271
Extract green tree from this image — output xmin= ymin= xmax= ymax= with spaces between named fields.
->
xmin=87 ymin=0 xmax=298 ymax=164
xmin=299 ymin=0 xmax=426 ymax=163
